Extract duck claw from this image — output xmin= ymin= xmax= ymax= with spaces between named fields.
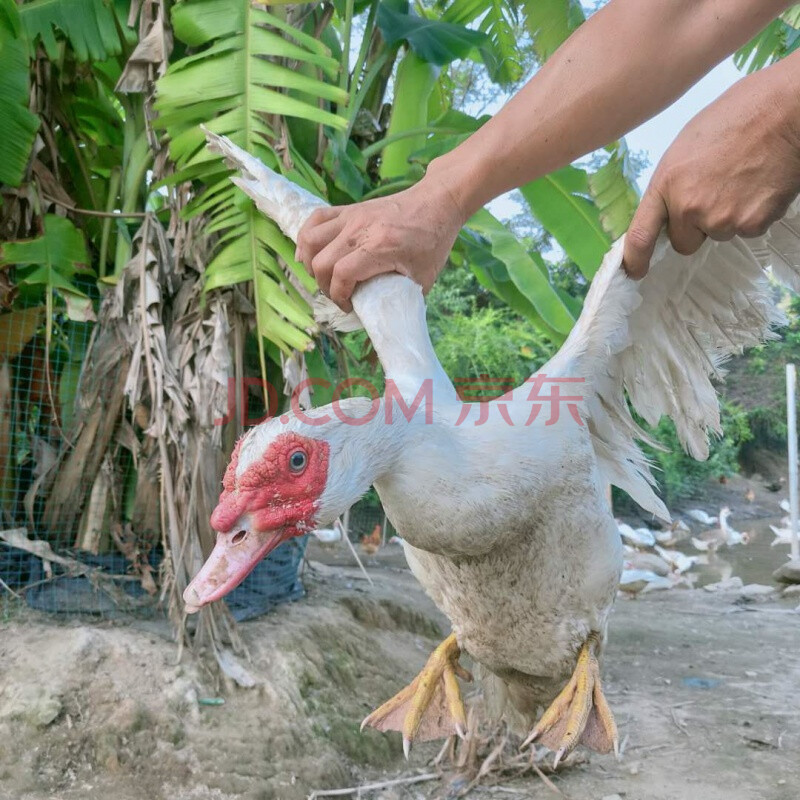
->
xmin=360 ymin=632 xmax=469 ymax=756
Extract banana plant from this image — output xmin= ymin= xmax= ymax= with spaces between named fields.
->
xmin=0 ymin=0 xmax=651 ymax=647
xmin=154 ymin=0 xmax=350 ymax=382
xmin=735 ymin=5 xmax=800 ymax=72
xmin=0 ymin=0 xmax=39 ymax=188
xmin=441 ymin=0 xmax=523 ymax=85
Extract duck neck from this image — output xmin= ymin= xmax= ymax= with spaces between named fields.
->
xmin=352 ymin=275 xmax=457 ymax=403
xmin=317 ymin=397 xmax=417 ymax=522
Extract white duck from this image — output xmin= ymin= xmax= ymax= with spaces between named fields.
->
xmin=654 ymin=545 xmax=700 ymax=575
xmin=769 ymin=519 xmax=799 ymax=548
xmin=653 ymin=519 xmax=691 ymax=546
xmin=691 ymin=507 xmax=750 ymax=551
xmin=616 ymin=521 xmax=656 ymax=548
xmin=686 ymin=509 xmax=719 ymax=526
xmin=183 ymin=131 xmax=800 ymax=765
xmin=619 ymin=569 xmax=687 ymax=596
xmin=312 ymin=520 xmax=343 ymax=544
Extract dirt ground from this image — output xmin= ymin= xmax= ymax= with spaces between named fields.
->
xmin=2 ymin=509 xmax=800 ymax=800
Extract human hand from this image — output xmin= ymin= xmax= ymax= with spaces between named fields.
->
xmin=295 ymin=173 xmax=467 ymax=311
xmin=623 ymin=54 xmax=800 ymax=278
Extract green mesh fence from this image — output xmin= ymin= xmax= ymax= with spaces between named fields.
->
xmin=0 ymin=315 xmax=113 ymax=613
xmin=0 ymin=313 xmax=308 ymax=621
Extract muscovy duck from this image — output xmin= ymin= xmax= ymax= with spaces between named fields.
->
xmin=184 ymin=130 xmax=800 ymax=764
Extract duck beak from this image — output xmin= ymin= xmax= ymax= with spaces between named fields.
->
xmin=183 ymin=521 xmax=289 ymax=613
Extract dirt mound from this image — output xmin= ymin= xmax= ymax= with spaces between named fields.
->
xmin=0 ymin=564 xmax=445 ymax=800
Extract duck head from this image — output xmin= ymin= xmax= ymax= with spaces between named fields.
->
xmin=183 ymin=397 xmax=399 ymax=612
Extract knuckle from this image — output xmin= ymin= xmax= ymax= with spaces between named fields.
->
xmin=654 ymin=165 xmax=678 ymax=191
xmin=310 ymin=254 xmax=332 ymax=275
xmin=307 ymin=208 xmax=329 ymax=226
xmin=676 ymin=197 xmax=700 ymax=220
xmin=738 ymin=213 xmax=771 ymax=238
xmin=380 ymin=231 xmax=398 ymax=249
xmin=625 ymin=225 xmax=652 ymax=253
xmin=337 ymin=262 xmax=358 ymax=281
xmin=706 ymin=215 xmax=735 ymax=240
xmin=373 ymin=224 xmax=398 ymax=249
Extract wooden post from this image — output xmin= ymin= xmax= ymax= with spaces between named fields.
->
xmin=787 ymin=365 xmax=799 ymax=561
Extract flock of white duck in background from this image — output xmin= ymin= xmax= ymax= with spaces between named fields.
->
xmin=313 ymin=501 xmax=797 ymax=596
xmin=617 ymin=506 xmax=756 ymax=596
xmin=770 ymin=499 xmax=800 ymax=548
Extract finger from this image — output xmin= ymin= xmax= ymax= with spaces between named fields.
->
xmin=329 ymin=251 xmax=393 ymax=312
xmin=706 ymin=223 xmax=736 ymax=242
xmin=311 ymin=235 xmax=359 ymax=298
xmin=698 ymin=215 xmax=737 ymax=242
xmin=301 ymin=205 xmax=340 ymax=231
xmin=296 ymin=206 xmax=341 ymax=261
xmin=296 ymin=217 xmax=346 ymax=270
xmin=667 ymin=215 xmax=707 ymax=256
xmin=623 ymin=190 xmax=668 ymax=279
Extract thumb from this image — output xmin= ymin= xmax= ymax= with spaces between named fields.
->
xmin=623 ymin=189 xmax=668 ymax=279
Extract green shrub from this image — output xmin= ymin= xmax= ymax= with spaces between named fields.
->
xmin=640 ymin=401 xmax=752 ymax=504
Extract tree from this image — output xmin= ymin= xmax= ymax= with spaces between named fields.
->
xmin=0 ymin=0 xmax=643 ymax=648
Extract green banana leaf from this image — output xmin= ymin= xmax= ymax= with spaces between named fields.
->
xmin=155 ymin=0 xmax=349 ymax=377
xmin=0 ymin=215 xmax=95 ymax=324
xmin=519 ymin=166 xmax=610 ymax=280
xmin=522 ymin=0 xmax=585 ymax=62
xmin=19 ymin=0 xmax=125 ymax=61
xmin=442 ymin=0 xmax=522 ymax=84
xmin=465 ymin=209 xmax=575 ymax=337
xmin=378 ymin=0 xmax=488 ymax=66
xmin=0 ymin=0 xmax=40 ymax=187
xmin=588 ymin=141 xmax=640 ymax=240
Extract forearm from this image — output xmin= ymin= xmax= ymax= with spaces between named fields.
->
xmin=427 ymin=0 xmax=792 ymax=220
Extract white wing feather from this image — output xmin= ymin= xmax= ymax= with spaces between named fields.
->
xmin=203 ymin=128 xmax=455 ymax=401
xmin=544 ymin=212 xmax=800 ymax=520
xmin=203 ymin=127 xmax=363 ymax=332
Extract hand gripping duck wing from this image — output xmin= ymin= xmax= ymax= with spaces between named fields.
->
xmin=186 ymin=130 xmax=800 ymax=764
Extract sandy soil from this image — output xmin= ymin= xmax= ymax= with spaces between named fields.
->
xmin=2 ymin=524 xmax=799 ymax=800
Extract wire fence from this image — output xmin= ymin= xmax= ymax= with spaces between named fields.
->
xmin=0 ymin=314 xmax=385 ymax=621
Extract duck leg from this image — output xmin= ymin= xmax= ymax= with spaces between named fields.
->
xmin=522 ymin=632 xmax=618 ymax=767
xmin=361 ymin=632 xmax=472 ymax=757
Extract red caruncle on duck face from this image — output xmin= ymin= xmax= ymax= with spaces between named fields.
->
xmin=183 ymin=432 xmax=330 ymax=613
xmin=211 ymin=432 xmax=330 ymax=534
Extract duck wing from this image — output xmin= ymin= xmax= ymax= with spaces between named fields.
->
xmin=204 ymin=129 xmax=456 ymax=404
xmin=542 ymin=212 xmax=800 ymax=519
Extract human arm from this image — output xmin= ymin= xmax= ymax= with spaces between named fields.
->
xmin=623 ymin=49 xmax=800 ymax=276
xmin=297 ymin=0 xmax=792 ymax=309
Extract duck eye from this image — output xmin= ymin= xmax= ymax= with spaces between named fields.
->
xmin=288 ymin=450 xmax=307 ymax=473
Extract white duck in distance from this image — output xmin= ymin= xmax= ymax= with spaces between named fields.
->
xmin=185 ymin=129 xmax=800 ymax=765
xmin=691 ymin=507 xmax=751 ymax=551
xmin=686 ymin=508 xmax=719 ymax=526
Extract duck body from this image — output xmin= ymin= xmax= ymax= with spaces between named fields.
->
xmin=372 ymin=396 xmax=621 ymax=715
